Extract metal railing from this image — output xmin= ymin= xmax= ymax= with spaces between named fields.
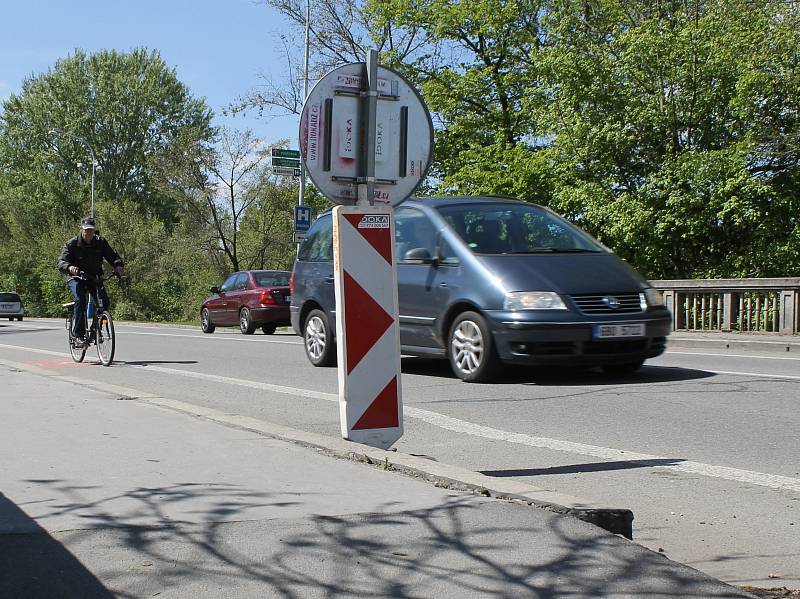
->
xmin=650 ymin=278 xmax=800 ymax=335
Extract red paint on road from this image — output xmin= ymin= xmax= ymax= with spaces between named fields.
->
xmin=23 ymin=359 xmax=90 ymax=369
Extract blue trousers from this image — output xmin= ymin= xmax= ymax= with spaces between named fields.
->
xmin=67 ymin=278 xmax=109 ymax=337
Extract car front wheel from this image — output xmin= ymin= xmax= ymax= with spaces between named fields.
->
xmin=303 ymin=309 xmax=335 ymax=367
xmin=448 ymin=311 xmax=501 ymax=383
xmin=200 ymin=308 xmax=215 ymax=333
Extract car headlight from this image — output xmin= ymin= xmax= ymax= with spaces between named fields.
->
xmin=504 ymin=291 xmax=567 ymax=310
xmin=643 ymin=287 xmax=664 ymax=307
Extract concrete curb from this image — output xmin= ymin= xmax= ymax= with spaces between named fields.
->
xmin=0 ymin=357 xmax=634 ymax=539
xmin=668 ymin=335 xmax=800 ymax=353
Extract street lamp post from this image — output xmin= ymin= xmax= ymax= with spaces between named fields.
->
xmin=49 ymin=129 xmax=97 ymax=218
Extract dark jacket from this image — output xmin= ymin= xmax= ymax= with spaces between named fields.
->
xmin=58 ymin=233 xmax=124 ymax=277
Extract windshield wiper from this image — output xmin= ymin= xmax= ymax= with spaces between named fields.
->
xmin=507 ymin=248 xmax=602 ymax=254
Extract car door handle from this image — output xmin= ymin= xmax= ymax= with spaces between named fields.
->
xmin=439 ymin=282 xmax=448 ymax=287
xmin=325 ymin=277 xmax=334 ymax=283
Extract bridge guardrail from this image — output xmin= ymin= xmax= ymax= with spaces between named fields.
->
xmin=650 ymin=279 xmax=800 ymax=335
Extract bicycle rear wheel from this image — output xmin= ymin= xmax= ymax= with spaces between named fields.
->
xmin=95 ymin=311 xmax=115 ymax=366
xmin=67 ymin=314 xmax=86 ymax=363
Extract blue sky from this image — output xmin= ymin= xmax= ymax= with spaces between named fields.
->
xmin=0 ymin=0 xmax=300 ymax=145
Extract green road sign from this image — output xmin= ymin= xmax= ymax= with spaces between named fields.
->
xmin=272 ymin=157 xmax=301 ymax=168
xmin=272 ymin=166 xmax=299 ymax=177
xmin=272 ymin=148 xmax=301 ymax=159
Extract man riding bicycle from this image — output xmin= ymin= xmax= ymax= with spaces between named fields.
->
xmin=57 ymin=216 xmax=126 ymax=343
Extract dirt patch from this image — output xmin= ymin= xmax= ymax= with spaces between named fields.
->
xmin=739 ymin=587 xmax=800 ymax=599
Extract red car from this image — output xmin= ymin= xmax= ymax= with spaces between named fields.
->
xmin=201 ymin=270 xmax=291 ymax=335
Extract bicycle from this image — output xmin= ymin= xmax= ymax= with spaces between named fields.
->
xmin=63 ymin=272 xmax=126 ymax=366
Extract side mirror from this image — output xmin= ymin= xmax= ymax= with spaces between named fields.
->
xmin=210 ymin=286 xmax=220 ymax=294
xmin=403 ymin=247 xmax=435 ymax=264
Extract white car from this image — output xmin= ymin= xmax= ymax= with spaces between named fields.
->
xmin=0 ymin=292 xmax=24 ymax=321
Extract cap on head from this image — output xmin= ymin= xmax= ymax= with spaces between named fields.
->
xmin=81 ymin=217 xmax=96 ymax=230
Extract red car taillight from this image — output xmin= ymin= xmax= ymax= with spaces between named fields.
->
xmin=259 ymin=291 xmax=277 ymax=305
xmin=289 ymin=272 xmax=295 ymax=295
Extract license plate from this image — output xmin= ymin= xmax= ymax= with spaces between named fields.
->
xmin=594 ymin=323 xmax=645 ymax=339
xmin=0 ymin=304 xmax=13 ymax=311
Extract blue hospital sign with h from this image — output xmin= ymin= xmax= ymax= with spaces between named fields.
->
xmin=294 ymin=206 xmax=312 ymax=232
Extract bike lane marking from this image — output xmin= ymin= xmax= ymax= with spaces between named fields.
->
xmin=24 ymin=358 xmax=90 ymax=369
xmin=118 ymin=331 xmax=303 ymax=345
xmin=4 ymin=320 xmax=303 ymax=345
xmin=666 ymin=350 xmax=800 ymax=362
xmin=2 ymin=342 xmax=798 ymax=493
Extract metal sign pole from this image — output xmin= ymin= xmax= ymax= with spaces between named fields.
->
xmin=297 ymin=0 xmax=311 ymax=252
xmin=358 ymin=49 xmax=378 ymax=207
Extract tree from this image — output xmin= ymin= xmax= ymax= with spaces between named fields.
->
xmin=370 ymin=0 xmax=549 ymax=191
xmin=198 ymin=127 xmax=274 ymax=273
xmin=175 ymin=127 xmax=315 ymax=275
xmin=253 ymin=0 xmax=551 ymax=199
xmin=234 ymin=0 xmax=433 ymax=119
xmin=539 ymin=0 xmax=800 ymax=278
xmin=0 ymin=48 xmax=216 ymax=318
xmin=0 ymin=48 xmax=214 ymax=227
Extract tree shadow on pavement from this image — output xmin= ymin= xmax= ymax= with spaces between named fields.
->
xmin=7 ymin=481 xmax=751 ymax=598
xmin=0 ymin=491 xmax=115 ymax=598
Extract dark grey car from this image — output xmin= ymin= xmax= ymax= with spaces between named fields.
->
xmin=0 ymin=292 xmax=24 ymax=321
xmin=290 ymin=196 xmax=671 ymax=382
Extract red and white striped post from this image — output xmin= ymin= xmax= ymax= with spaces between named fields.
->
xmin=300 ymin=51 xmax=432 ymax=448
xmin=333 ymin=205 xmax=403 ymax=449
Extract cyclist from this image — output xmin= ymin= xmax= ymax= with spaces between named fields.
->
xmin=57 ymin=216 xmax=126 ymax=343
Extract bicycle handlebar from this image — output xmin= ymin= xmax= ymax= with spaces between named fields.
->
xmin=74 ymin=270 xmax=130 ymax=287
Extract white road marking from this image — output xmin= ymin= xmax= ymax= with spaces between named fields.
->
xmin=140 ymin=364 xmax=338 ymax=401
xmin=0 ymin=345 xmax=64 ymax=357
xmin=119 ymin=331 xmax=302 ymax=345
xmin=1 ymin=322 xmax=303 ymax=345
xmin=666 ymin=350 xmax=800 ymax=362
xmin=2 ymin=342 xmax=798 ymax=493
xmin=707 ymin=369 xmax=800 ymax=381
xmin=403 ymin=408 xmax=800 ymax=493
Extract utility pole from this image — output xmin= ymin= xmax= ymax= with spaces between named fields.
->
xmin=297 ymin=0 xmax=311 ymax=252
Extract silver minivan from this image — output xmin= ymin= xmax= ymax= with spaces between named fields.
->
xmin=291 ymin=196 xmax=671 ymax=382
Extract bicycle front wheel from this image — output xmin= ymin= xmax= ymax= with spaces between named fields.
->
xmin=67 ymin=314 xmax=86 ymax=363
xmin=95 ymin=311 xmax=115 ymax=366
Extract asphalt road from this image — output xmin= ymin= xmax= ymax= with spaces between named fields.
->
xmin=1 ymin=318 xmax=798 ymax=590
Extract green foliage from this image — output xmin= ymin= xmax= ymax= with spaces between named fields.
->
xmin=4 ymin=4 xmax=800 ymax=327
xmin=371 ymin=0 xmax=800 ymax=278
xmin=0 ymin=48 xmax=214 ymax=225
xmin=539 ymin=0 xmax=800 ymax=278
xmin=0 ymin=49 xmax=301 ymax=322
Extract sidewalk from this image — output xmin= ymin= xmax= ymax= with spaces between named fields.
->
xmin=667 ymin=331 xmax=800 ymax=353
xmin=0 ymin=363 xmax=754 ymax=598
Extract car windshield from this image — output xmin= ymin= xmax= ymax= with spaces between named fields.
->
xmin=254 ymin=272 xmax=290 ymax=287
xmin=435 ymin=202 xmax=606 ymax=255
xmin=0 ymin=293 xmax=20 ymax=302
